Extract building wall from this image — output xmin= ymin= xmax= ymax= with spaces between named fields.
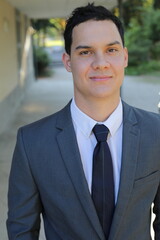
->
xmin=0 ymin=0 xmax=35 ymax=134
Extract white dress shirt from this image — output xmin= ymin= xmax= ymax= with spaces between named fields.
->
xmin=70 ymin=98 xmax=123 ymax=202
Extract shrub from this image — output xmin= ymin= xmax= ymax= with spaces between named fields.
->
xmin=149 ymin=9 xmax=160 ymax=42
xmin=34 ymin=47 xmax=52 ymax=76
xmin=125 ymin=9 xmax=160 ymax=75
xmin=150 ymin=42 xmax=160 ymax=60
xmin=125 ymin=17 xmax=151 ymax=67
xmin=126 ymin=60 xmax=160 ymax=75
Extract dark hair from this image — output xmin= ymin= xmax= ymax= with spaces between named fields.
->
xmin=64 ymin=3 xmax=124 ymax=55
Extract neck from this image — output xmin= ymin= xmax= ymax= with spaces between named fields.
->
xmin=74 ymin=96 xmax=120 ymax=122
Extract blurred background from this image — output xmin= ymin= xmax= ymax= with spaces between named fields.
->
xmin=0 ymin=0 xmax=160 ymax=239
xmin=0 ymin=0 xmax=160 ymax=134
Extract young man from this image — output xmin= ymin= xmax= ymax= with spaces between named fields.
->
xmin=7 ymin=3 xmax=160 ymax=240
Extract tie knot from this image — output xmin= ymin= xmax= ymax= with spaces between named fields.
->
xmin=93 ymin=124 xmax=109 ymax=142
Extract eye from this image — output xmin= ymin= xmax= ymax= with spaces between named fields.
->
xmin=107 ymin=48 xmax=118 ymax=53
xmin=79 ymin=50 xmax=93 ymax=56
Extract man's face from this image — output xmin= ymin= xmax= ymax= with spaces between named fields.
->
xmin=63 ymin=20 xmax=128 ymax=105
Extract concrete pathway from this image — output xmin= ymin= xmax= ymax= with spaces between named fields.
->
xmin=0 ymin=66 xmax=159 ymax=239
xmin=122 ymin=75 xmax=160 ymax=113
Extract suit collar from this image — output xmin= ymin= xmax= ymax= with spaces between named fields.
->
xmin=109 ymin=102 xmax=140 ymax=240
xmin=122 ymin=101 xmax=138 ymax=125
xmin=55 ymin=101 xmax=72 ymax=130
xmin=56 ymin=101 xmax=105 ymax=240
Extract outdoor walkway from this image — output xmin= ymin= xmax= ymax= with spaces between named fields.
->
xmin=0 ymin=66 xmax=159 ymax=239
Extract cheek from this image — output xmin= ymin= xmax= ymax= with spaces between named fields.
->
xmin=111 ymin=56 xmax=127 ymax=71
xmin=71 ymin=59 xmax=90 ymax=75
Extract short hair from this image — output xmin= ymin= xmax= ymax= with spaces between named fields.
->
xmin=64 ymin=3 xmax=125 ymax=55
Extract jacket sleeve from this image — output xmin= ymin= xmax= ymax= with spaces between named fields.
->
xmin=153 ymin=181 xmax=160 ymax=240
xmin=6 ymin=128 xmax=42 ymax=240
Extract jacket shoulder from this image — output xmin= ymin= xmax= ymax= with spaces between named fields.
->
xmin=123 ymin=101 xmax=160 ymax=131
xmin=133 ymin=106 xmax=160 ymax=123
xmin=18 ymin=102 xmax=71 ymax=139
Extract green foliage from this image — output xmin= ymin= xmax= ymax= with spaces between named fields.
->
xmin=125 ymin=18 xmax=151 ymax=65
xmin=34 ymin=47 xmax=52 ymax=76
xmin=126 ymin=60 xmax=160 ymax=75
xmin=122 ymin=0 xmax=153 ymax=27
xmin=125 ymin=6 xmax=160 ymax=75
xmin=149 ymin=10 xmax=160 ymax=42
xmin=32 ymin=19 xmax=56 ymax=32
xmin=32 ymin=18 xmax=65 ymax=47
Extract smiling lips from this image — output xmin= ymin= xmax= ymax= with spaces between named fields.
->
xmin=90 ymin=75 xmax=112 ymax=82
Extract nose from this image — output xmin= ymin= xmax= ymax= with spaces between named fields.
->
xmin=91 ymin=53 xmax=110 ymax=70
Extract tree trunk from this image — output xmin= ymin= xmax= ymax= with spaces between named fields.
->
xmin=118 ymin=0 xmax=123 ymax=19
xmin=154 ymin=0 xmax=160 ymax=9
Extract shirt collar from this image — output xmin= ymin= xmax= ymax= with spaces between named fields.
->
xmin=71 ymin=98 xmax=96 ymax=137
xmin=70 ymin=98 xmax=123 ymax=138
xmin=99 ymin=100 xmax=123 ymax=137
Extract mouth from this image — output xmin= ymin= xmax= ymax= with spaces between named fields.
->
xmin=89 ymin=75 xmax=112 ymax=82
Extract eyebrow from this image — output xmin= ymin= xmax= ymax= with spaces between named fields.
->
xmin=75 ymin=46 xmax=91 ymax=50
xmin=107 ymin=41 xmax=121 ymax=46
xmin=75 ymin=41 xmax=121 ymax=50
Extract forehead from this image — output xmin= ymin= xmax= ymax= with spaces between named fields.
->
xmin=72 ymin=20 xmax=122 ymax=46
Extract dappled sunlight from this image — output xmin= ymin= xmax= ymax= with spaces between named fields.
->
xmin=22 ymin=104 xmax=48 ymax=114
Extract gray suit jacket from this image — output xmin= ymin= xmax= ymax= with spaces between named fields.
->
xmin=7 ymin=101 xmax=160 ymax=240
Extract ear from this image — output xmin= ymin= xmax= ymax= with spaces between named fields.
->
xmin=62 ymin=53 xmax=71 ymax=72
xmin=123 ymin=47 xmax=128 ymax=68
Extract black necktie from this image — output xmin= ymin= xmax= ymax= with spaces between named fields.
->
xmin=92 ymin=124 xmax=115 ymax=239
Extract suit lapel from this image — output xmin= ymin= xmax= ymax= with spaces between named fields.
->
xmin=56 ymin=103 xmax=105 ymax=240
xmin=109 ymin=102 xmax=140 ymax=240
